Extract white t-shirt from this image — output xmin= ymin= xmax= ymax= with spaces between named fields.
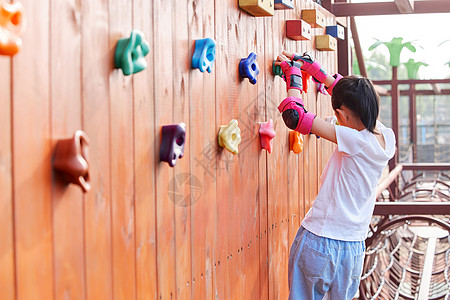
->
xmin=301 ymin=121 xmax=396 ymax=241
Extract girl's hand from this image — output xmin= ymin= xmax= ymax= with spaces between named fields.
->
xmin=274 ymin=52 xmax=290 ymax=66
xmin=282 ymin=50 xmax=295 ymax=60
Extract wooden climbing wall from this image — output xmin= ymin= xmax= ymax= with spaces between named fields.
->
xmin=0 ymin=0 xmax=337 ymax=299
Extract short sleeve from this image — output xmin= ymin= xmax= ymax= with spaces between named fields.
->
xmin=335 ymin=125 xmax=367 ymax=155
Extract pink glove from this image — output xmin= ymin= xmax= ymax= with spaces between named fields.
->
xmin=291 ymin=52 xmax=343 ymax=96
xmin=291 ymin=52 xmax=327 ymax=83
xmin=327 ymin=73 xmax=343 ymax=96
xmin=280 ymin=60 xmax=303 ymax=92
xmin=278 ymin=96 xmax=315 ymax=135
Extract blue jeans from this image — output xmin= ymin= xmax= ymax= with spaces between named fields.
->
xmin=288 ymin=227 xmax=365 ymax=300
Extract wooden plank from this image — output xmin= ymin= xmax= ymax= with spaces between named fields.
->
xmin=50 ymin=0 xmax=85 ymax=298
xmin=401 ymin=163 xmax=450 ymax=171
xmin=108 ymin=1 xmax=136 ymax=299
xmin=285 ymin=1 xmax=300 ymax=259
xmin=132 ymin=0 xmax=157 ymax=299
xmin=188 ymin=0 xmax=216 ymax=298
xmin=154 ymin=0 xmax=176 ymax=298
xmin=373 ymin=202 xmax=450 ymax=216
xmin=417 ymin=237 xmax=436 ymax=300
xmin=222 ymin=2 xmax=244 ymax=298
xmin=0 ymin=47 xmax=15 ymax=300
xmin=81 ymin=0 xmax=113 ymax=297
xmin=171 ymin=0 xmax=192 ymax=299
xmin=235 ymin=6 xmax=260 ymax=298
xmin=265 ymin=7 xmax=290 ymax=299
xmin=302 ymin=1 xmax=318 ymax=217
xmin=200 ymin=3 xmax=216 ymax=294
xmin=213 ymin=0 xmax=231 ymax=298
xmin=256 ymin=13 xmax=268 ymax=300
xmin=12 ymin=0 xmax=54 ymax=298
xmin=296 ymin=0 xmax=308 ymax=225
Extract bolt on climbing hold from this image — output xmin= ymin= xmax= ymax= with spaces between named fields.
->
xmin=326 ymin=25 xmax=345 ymax=40
xmin=239 ymin=0 xmax=274 ymax=17
xmin=160 ymin=123 xmax=186 ymax=167
xmin=0 ymin=1 xmax=25 ymax=56
xmin=53 ymin=130 xmax=91 ymax=193
xmin=272 ymin=60 xmax=283 ymax=77
xmin=286 ymin=19 xmax=311 ymax=41
xmin=192 ymin=38 xmax=216 ymax=73
xmin=239 ymin=52 xmax=259 ymax=84
xmin=114 ymin=29 xmax=150 ymax=75
xmin=274 ymin=0 xmax=294 ymax=10
xmin=218 ymin=119 xmax=241 ymax=155
xmin=289 ymin=131 xmax=303 ymax=154
xmin=259 ymin=119 xmax=276 ymax=153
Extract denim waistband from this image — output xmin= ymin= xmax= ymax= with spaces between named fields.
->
xmin=302 ymin=226 xmax=365 ymax=251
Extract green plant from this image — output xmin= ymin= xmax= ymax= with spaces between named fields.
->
xmin=369 ymin=37 xmax=417 ymax=67
xmin=403 ymin=58 xmax=428 ymax=79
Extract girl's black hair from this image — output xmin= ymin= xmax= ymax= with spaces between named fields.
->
xmin=331 ymin=75 xmax=380 ymax=133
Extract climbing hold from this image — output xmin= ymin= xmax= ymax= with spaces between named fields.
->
xmin=317 ymin=82 xmax=327 ymax=95
xmin=53 ymin=130 xmax=91 ymax=193
xmin=239 ymin=52 xmax=259 ymax=84
xmin=316 ymin=35 xmax=337 ymax=51
xmin=192 ymin=38 xmax=216 ymax=73
xmin=114 ymin=29 xmax=150 ymax=75
xmin=0 ymin=1 xmax=25 ymax=56
xmin=218 ymin=119 xmax=241 ymax=155
xmin=272 ymin=61 xmax=283 ymax=77
xmin=326 ymin=25 xmax=345 ymax=40
xmin=325 ymin=116 xmax=338 ymax=125
xmin=289 ymin=131 xmax=303 ymax=154
xmin=239 ymin=0 xmax=274 ymax=17
xmin=259 ymin=119 xmax=276 ymax=153
xmin=286 ymin=19 xmax=311 ymax=41
xmin=273 ymin=62 xmax=309 ymax=93
xmin=301 ymin=9 xmax=325 ymax=28
xmin=274 ymin=0 xmax=294 ymax=10
xmin=160 ymin=123 xmax=186 ymax=167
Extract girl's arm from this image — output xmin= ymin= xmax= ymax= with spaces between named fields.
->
xmin=286 ymin=88 xmax=337 ymax=144
xmin=311 ymin=117 xmax=337 ymax=144
xmin=279 ymin=53 xmax=338 ymax=144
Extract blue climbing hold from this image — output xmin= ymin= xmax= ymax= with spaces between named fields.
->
xmin=239 ymin=52 xmax=259 ymax=85
xmin=192 ymin=38 xmax=216 ymax=73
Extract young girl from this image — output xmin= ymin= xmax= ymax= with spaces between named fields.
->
xmin=275 ymin=51 xmax=396 ymax=300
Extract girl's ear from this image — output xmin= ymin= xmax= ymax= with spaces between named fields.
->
xmin=335 ymin=108 xmax=347 ymax=124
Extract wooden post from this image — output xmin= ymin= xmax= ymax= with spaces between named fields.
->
xmin=389 ymin=66 xmax=400 ymax=198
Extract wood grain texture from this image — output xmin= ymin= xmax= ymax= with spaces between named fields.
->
xmin=235 ymin=6 xmax=260 ymax=298
xmin=108 ymin=0 xmax=137 ymax=299
xmin=0 ymin=46 xmax=15 ymax=300
xmin=213 ymin=1 xmax=231 ymax=298
xmin=188 ymin=0 xmax=216 ymax=298
xmin=12 ymin=0 xmax=54 ymax=298
xmin=50 ymin=0 xmax=86 ymax=299
xmin=172 ymin=0 xmax=192 ymax=299
xmin=285 ymin=3 xmax=300 ymax=257
xmin=154 ymin=0 xmax=176 ymax=298
xmin=265 ymin=7 xmax=291 ymax=299
xmin=4 ymin=1 xmax=338 ymax=299
xmin=81 ymin=0 xmax=113 ymax=298
xmin=133 ymin=0 xmax=157 ymax=299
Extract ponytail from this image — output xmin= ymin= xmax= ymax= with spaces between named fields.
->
xmin=332 ymin=76 xmax=379 ymax=133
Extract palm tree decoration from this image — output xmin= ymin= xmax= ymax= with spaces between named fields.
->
xmin=404 ymin=59 xmax=428 ymax=79
xmin=438 ymin=40 xmax=450 ymax=68
xmin=369 ymin=37 xmax=417 ymax=67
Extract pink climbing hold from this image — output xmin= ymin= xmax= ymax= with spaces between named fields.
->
xmin=259 ymin=119 xmax=276 ymax=153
